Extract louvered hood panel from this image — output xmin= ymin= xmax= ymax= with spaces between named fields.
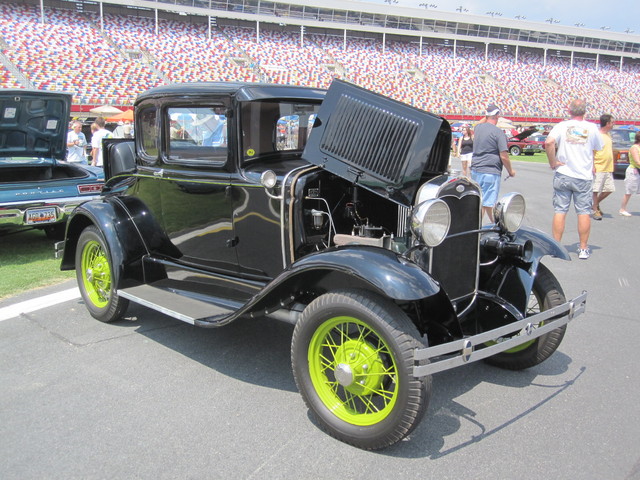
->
xmin=302 ymin=79 xmax=450 ymax=207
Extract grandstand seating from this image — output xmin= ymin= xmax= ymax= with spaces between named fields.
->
xmin=1 ymin=2 xmax=639 ymax=121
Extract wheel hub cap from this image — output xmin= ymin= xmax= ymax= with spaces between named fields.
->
xmin=334 ymin=363 xmax=354 ymax=387
xmin=334 ymin=339 xmax=386 ymax=395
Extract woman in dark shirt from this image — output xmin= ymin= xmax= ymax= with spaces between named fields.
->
xmin=457 ymin=125 xmax=474 ymax=177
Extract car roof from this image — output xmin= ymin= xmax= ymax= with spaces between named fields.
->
xmin=136 ymin=82 xmax=326 ymax=104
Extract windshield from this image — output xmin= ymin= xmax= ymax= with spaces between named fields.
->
xmin=611 ymin=129 xmax=636 ymax=145
xmin=240 ymin=100 xmax=320 ymax=164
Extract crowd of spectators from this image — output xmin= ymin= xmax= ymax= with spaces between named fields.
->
xmin=1 ymin=2 xmax=640 ymax=121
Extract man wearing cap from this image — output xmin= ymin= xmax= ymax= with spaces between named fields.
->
xmin=545 ymin=99 xmax=604 ymax=260
xmin=471 ymin=103 xmax=515 ymax=222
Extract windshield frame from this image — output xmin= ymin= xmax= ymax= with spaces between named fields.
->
xmin=239 ymin=99 xmax=321 ymax=166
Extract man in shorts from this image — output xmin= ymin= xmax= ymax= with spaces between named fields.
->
xmin=545 ymin=99 xmax=604 ymax=260
xmin=471 ymin=103 xmax=515 ymax=222
xmin=592 ymin=114 xmax=615 ymax=220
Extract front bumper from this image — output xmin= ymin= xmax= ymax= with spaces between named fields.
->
xmin=413 ymin=291 xmax=587 ymax=377
xmin=0 ymin=195 xmax=101 ymax=229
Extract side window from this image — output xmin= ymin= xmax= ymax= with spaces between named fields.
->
xmin=167 ymin=106 xmax=227 ymax=164
xmin=138 ymin=105 xmax=158 ymax=160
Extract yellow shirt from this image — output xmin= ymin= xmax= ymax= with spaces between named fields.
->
xmin=593 ymin=132 xmax=613 ymax=172
xmin=630 ymin=144 xmax=640 ymax=169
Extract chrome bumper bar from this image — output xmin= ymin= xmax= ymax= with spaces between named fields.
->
xmin=413 ymin=291 xmax=587 ymax=377
xmin=0 ymin=195 xmax=101 ymax=227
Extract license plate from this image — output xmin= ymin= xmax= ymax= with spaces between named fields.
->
xmin=26 ymin=207 xmax=58 ymax=225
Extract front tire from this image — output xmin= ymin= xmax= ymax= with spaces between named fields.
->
xmin=509 ymin=145 xmax=522 ymax=156
xmin=485 ymin=263 xmax=566 ymax=370
xmin=75 ymin=225 xmax=128 ymax=323
xmin=291 ymin=289 xmax=431 ymax=450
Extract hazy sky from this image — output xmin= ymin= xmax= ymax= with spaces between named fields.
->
xmin=361 ymin=0 xmax=637 ymax=34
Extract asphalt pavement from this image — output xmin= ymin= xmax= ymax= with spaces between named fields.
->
xmin=1 ymin=160 xmax=639 ymax=479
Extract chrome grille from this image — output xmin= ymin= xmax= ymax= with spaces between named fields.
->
xmin=430 ymin=185 xmax=481 ymax=300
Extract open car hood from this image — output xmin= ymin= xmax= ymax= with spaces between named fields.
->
xmin=0 ymin=90 xmax=72 ymax=161
xmin=302 ymin=80 xmax=451 ymax=207
xmin=511 ymin=127 xmax=539 ymax=141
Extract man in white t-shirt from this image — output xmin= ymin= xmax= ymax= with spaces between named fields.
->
xmin=66 ymin=121 xmax=87 ymax=164
xmin=545 ymin=99 xmax=604 ymax=260
xmin=90 ymin=117 xmax=111 ymax=167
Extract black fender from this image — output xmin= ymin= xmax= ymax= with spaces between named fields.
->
xmin=244 ymin=245 xmax=444 ymax=312
xmin=61 ymin=196 xmax=180 ymax=288
xmin=479 ymin=225 xmax=569 ymax=314
xmin=284 ymin=245 xmax=441 ymax=301
xmin=61 ymin=198 xmax=147 ymax=288
xmin=241 ymin=245 xmax=455 ymax=335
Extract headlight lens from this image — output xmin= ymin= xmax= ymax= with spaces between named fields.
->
xmin=411 ymin=199 xmax=451 ymax=247
xmin=494 ymin=192 xmax=526 ymax=233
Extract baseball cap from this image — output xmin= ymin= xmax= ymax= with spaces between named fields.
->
xmin=486 ymin=103 xmax=500 ymax=116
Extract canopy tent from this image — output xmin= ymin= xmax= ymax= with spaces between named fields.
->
xmin=496 ymin=117 xmax=514 ymax=129
xmin=90 ymin=105 xmax=123 ymax=116
xmin=106 ymin=109 xmax=134 ymax=122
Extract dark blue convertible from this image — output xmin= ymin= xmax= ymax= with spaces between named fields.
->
xmin=0 ymin=90 xmax=104 ymax=239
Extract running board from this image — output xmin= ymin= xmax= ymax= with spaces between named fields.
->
xmin=118 ymin=285 xmax=236 ymax=325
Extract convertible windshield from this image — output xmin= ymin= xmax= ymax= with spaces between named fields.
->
xmin=240 ymin=100 xmax=320 ymax=163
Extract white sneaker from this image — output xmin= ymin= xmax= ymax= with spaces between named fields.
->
xmin=578 ymin=248 xmax=590 ymax=260
xmin=619 ymin=210 xmax=632 ymax=217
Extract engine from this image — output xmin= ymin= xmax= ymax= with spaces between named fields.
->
xmin=297 ymin=171 xmax=412 ymax=256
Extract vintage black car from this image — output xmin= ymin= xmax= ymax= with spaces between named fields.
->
xmin=59 ymin=80 xmax=586 ymax=450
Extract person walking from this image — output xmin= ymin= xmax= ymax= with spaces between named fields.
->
xmin=457 ymin=125 xmax=474 ymax=177
xmin=471 ymin=103 xmax=515 ymax=222
xmin=592 ymin=114 xmax=615 ymax=220
xmin=66 ymin=120 xmax=87 ymax=164
xmin=619 ymin=133 xmax=640 ymax=216
xmin=90 ymin=116 xmax=111 ymax=167
xmin=544 ymin=99 xmax=604 ymax=260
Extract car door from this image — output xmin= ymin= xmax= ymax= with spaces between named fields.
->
xmin=133 ymin=101 xmax=237 ymax=273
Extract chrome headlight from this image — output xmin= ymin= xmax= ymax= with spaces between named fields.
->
xmin=411 ymin=199 xmax=451 ymax=247
xmin=494 ymin=192 xmax=526 ymax=233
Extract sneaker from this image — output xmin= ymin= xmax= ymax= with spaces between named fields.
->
xmin=578 ymin=248 xmax=590 ymax=260
xmin=592 ymin=209 xmax=602 ymax=220
xmin=619 ymin=210 xmax=632 ymax=217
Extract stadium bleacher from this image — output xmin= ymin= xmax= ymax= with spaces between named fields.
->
xmin=1 ymin=2 xmax=639 ymax=121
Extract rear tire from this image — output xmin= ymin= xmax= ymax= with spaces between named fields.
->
xmin=75 ymin=225 xmax=128 ymax=323
xmin=509 ymin=145 xmax=522 ymax=156
xmin=291 ymin=289 xmax=431 ymax=450
xmin=485 ymin=263 xmax=566 ymax=370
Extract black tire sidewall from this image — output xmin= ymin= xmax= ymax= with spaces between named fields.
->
xmin=486 ymin=263 xmax=566 ymax=370
xmin=292 ymin=290 xmax=427 ymax=449
xmin=75 ymin=225 xmax=127 ymax=323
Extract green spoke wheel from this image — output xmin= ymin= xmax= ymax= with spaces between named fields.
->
xmin=75 ymin=226 xmax=128 ymax=323
xmin=308 ymin=316 xmax=399 ymax=426
xmin=292 ymin=290 xmax=431 ymax=450
xmin=485 ymin=263 xmax=567 ymax=370
xmin=80 ymin=239 xmax=111 ymax=309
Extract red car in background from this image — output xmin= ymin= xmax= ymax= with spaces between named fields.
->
xmin=507 ymin=128 xmax=545 ymax=156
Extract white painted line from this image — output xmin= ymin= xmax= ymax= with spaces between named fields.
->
xmin=0 ymin=287 xmax=81 ymax=322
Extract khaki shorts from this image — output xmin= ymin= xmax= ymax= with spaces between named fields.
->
xmin=592 ymin=171 xmax=615 ymax=193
